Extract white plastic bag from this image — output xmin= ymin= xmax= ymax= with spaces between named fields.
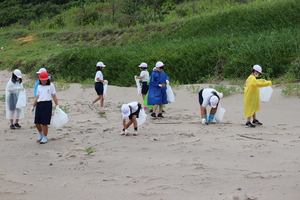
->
xmin=215 ymin=103 xmax=226 ymax=122
xmin=103 ymin=83 xmax=108 ymax=99
xmin=135 ymin=76 xmax=141 ymax=95
xmin=16 ymin=90 xmax=27 ymax=109
xmin=136 ymin=108 xmax=147 ymax=126
xmin=260 ymin=86 xmax=273 ymax=103
xmin=52 ymin=108 xmax=68 ymax=128
xmin=166 ymin=85 xmax=175 ymax=103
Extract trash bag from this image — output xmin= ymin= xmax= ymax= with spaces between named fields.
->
xmin=215 ymin=104 xmax=226 ymax=122
xmin=16 ymin=90 xmax=26 ymax=109
xmin=103 ymin=84 xmax=108 ymax=99
xmin=166 ymin=85 xmax=175 ymax=103
xmin=135 ymin=76 xmax=141 ymax=95
xmin=52 ymin=108 xmax=68 ymax=128
xmin=136 ymin=108 xmax=147 ymax=126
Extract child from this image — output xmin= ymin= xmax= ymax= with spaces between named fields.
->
xmin=6 ymin=69 xmax=25 ymax=129
xmin=148 ymin=61 xmax=169 ymax=118
xmin=244 ymin=65 xmax=272 ymax=128
xmin=135 ymin=62 xmax=149 ymax=105
xmin=88 ymin=62 xmax=108 ymax=111
xmin=121 ymin=101 xmax=142 ymax=136
xmin=34 ymin=68 xmax=47 ymax=97
xmin=198 ymin=88 xmax=223 ymax=124
xmin=32 ymin=71 xmax=59 ymax=144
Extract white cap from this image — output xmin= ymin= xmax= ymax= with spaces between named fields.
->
xmin=36 ymin=68 xmax=47 ymax=74
xmin=210 ymin=96 xmax=219 ymax=108
xmin=121 ymin=104 xmax=130 ymax=118
xmin=253 ymin=65 xmax=262 ymax=73
xmin=218 ymin=93 xmax=223 ymax=99
xmin=13 ymin=69 xmax=22 ymax=78
xmin=96 ymin=62 xmax=106 ymax=67
xmin=155 ymin=61 xmax=164 ymax=68
xmin=139 ymin=62 xmax=148 ymax=68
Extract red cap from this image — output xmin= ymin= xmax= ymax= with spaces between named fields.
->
xmin=39 ymin=71 xmax=49 ymax=80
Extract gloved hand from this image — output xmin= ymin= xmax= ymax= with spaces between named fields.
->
xmin=103 ymin=80 xmax=108 ymax=85
xmin=134 ymin=75 xmax=137 ymax=79
xmin=56 ymin=105 xmax=60 ymax=111
xmin=16 ymin=87 xmax=24 ymax=91
xmin=158 ymin=84 xmax=163 ymax=87
xmin=166 ymin=80 xmax=169 ymax=85
xmin=202 ymin=118 xmax=206 ymax=124
xmin=31 ymin=106 xmax=35 ymax=113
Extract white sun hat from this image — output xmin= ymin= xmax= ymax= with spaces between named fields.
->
xmin=210 ymin=96 xmax=219 ymax=108
xmin=139 ymin=62 xmax=148 ymax=68
xmin=121 ymin=104 xmax=130 ymax=118
xmin=13 ymin=69 xmax=22 ymax=78
xmin=155 ymin=61 xmax=164 ymax=68
xmin=96 ymin=62 xmax=106 ymax=67
xmin=36 ymin=68 xmax=47 ymax=74
xmin=253 ymin=65 xmax=262 ymax=73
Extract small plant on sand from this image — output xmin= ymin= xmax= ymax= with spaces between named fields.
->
xmin=281 ymin=84 xmax=300 ymax=98
xmin=99 ymin=112 xmax=106 ymax=118
xmin=209 ymin=84 xmax=242 ymax=97
xmin=186 ymin=85 xmax=201 ymax=93
xmin=0 ymin=94 xmax=5 ymax=102
xmin=52 ymin=105 xmax=69 ymax=113
xmin=53 ymin=82 xmax=70 ymax=91
xmin=85 ymin=147 xmax=95 ymax=155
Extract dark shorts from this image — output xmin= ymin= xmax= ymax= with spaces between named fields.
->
xmin=129 ymin=104 xmax=141 ymax=120
xmin=198 ymin=89 xmax=204 ymax=105
xmin=34 ymin=101 xmax=52 ymax=125
xmin=95 ymin=82 xmax=104 ymax=95
xmin=141 ymin=82 xmax=149 ymax=95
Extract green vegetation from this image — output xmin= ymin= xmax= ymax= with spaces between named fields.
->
xmin=281 ymin=84 xmax=300 ymax=98
xmin=0 ymin=0 xmax=299 ymax=88
xmin=85 ymin=147 xmax=95 ymax=155
xmin=0 ymin=94 xmax=5 ymax=102
xmin=209 ymin=84 xmax=243 ymax=96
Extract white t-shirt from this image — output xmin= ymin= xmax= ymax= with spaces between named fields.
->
xmin=122 ymin=101 xmax=139 ymax=120
xmin=37 ymin=83 xmax=56 ymax=102
xmin=201 ymin=88 xmax=222 ymax=108
xmin=95 ymin=71 xmax=103 ymax=82
xmin=139 ymin=70 xmax=149 ymax=82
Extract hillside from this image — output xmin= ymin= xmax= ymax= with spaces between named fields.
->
xmin=0 ymin=0 xmax=299 ymax=86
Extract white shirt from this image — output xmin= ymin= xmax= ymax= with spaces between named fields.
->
xmin=95 ymin=71 xmax=103 ymax=82
xmin=122 ymin=101 xmax=139 ymax=120
xmin=201 ymin=88 xmax=222 ymax=108
xmin=37 ymin=83 xmax=56 ymax=102
xmin=139 ymin=70 xmax=149 ymax=82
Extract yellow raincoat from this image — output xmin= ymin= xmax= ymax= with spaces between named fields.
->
xmin=244 ymin=75 xmax=272 ymax=118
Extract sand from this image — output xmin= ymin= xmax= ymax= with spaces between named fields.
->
xmin=0 ymin=70 xmax=299 ymax=200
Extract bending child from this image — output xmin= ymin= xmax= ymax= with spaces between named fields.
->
xmin=121 ymin=101 xmax=142 ymax=136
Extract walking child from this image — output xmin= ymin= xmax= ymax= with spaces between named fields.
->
xmin=88 ymin=62 xmax=108 ymax=111
xmin=6 ymin=69 xmax=25 ymax=129
xmin=121 ymin=101 xmax=142 ymax=136
xmin=32 ymin=71 xmax=59 ymax=144
xmin=244 ymin=65 xmax=272 ymax=127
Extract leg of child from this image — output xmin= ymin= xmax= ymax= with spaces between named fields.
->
xmin=131 ymin=115 xmax=139 ymax=136
xmin=92 ymin=95 xmax=102 ymax=104
xmin=100 ymin=95 xmax=104 ymax=107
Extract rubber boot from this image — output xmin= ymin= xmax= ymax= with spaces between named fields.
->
xmin=208 ymin=114 xmax=215 ymax=122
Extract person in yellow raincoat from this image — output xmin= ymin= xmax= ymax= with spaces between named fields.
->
xmin=244 ymin=65 xmax=272 ymax=128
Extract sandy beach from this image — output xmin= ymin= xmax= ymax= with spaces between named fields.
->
xmin=0 ymin=69 xmax=299 ymax=200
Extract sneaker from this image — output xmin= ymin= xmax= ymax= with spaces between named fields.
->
xmin=88 ymin=103 xmax=94 ymax=110
xmin=120 ymin=130 xmax=125 ymax=135
xmin=124 ymin=129 xmax=129 ymax=136
xmin=162 ymin=109 xmax=165 ymax=113
xmin=100 ymin=107 xmax=108 ymax=111
xmin=252 ymin=119 xmax=263 ymax=125
xmin=151 ymin=113 xmax=157 ymax=118
xmin=37 ymin=134 xmax=43 ymax=142
xmin=133 ymin=130 xmax=139 ymax=136
xmin=10 ymin=124 xmax=15 ymax=129
xmin=14 ymin=123 xmax=21 ymax=128
xmin=245 ymin=121 xmax=255 ymax=128
xmin=157 ymin=113 xmax=164 ymax=118
xmin=149 ymin=109 xmax=153 ymax=113
xmin=40 ymin=136 xmax=48 ymax=144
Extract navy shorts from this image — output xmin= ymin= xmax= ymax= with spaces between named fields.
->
xmin=141 ymin=82 xmax=149 ymax=95
xmin=129 ymin=104 xmax=141 ymax=120
xmin=95 ymin=82 xmax=104 ymax=95
xmin=34 ymin=101 xmax=52 ymax=125
xmin=198 ymin=89 xmax=204 ymax=105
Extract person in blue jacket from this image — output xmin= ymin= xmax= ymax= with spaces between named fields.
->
xmin=148 ymin=61 xmax=169 ymax=118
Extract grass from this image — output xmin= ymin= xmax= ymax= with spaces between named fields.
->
xmin=53 ymin=82 xmax=70 ymax=91
xmin=0 ymin=94 xmax=5 ymax=102
xmin=85 ymin=147 xmax=95 ymax=155
xmin=281 ymin=84 xmax=300 ymax=98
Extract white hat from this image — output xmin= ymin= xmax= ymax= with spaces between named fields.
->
xmin=13 ymin=69 xmax=22 ymax=78
xmin=36 ymin=68 xmax=47 ymax=74
xmin=253 ymin=65 xmax=262 ymax=73
xmin=139 ymin=62 xmax=148 ymax=68
xmin=218 ymin=93 xmax=223 ymax=99
xmin=156 ymin=61 xmax=164 ymax=68
xmin=121 ymin=104 xmax=130 ymax=118
xmin=210 ymin=96 xmax=219 ymax=108
xmin=96 ymin=62 xmax=106 ymax=67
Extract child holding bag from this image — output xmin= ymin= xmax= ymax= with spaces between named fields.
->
xmin=32 ymin=71 xmax=59 ymax=144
